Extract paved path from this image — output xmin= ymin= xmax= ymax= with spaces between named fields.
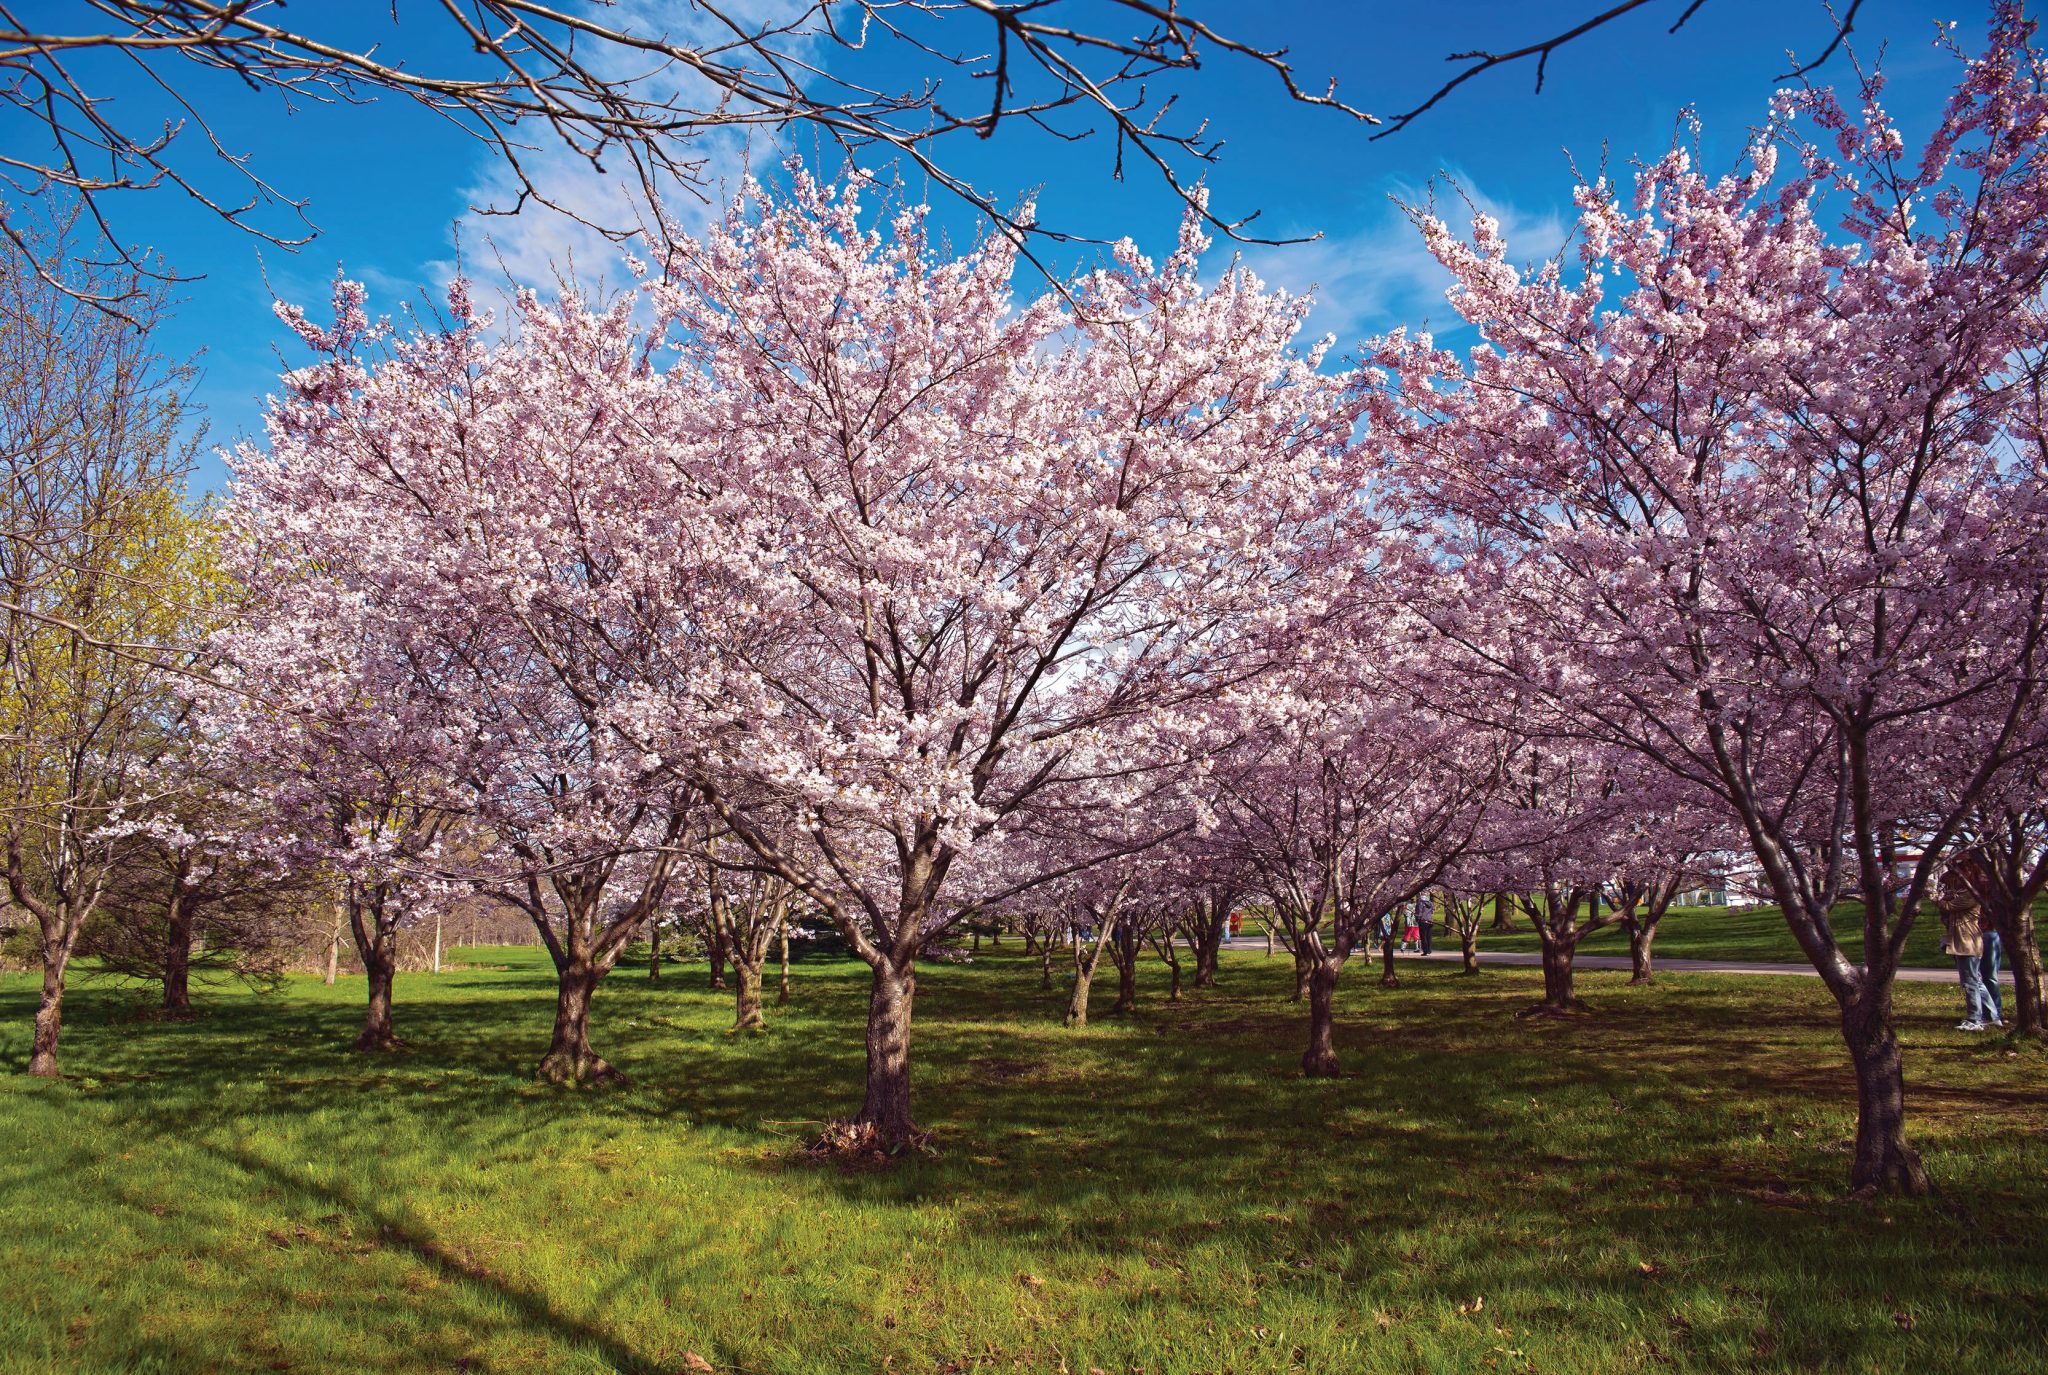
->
xmin=1217 ymin=939 xmax=2013 ymax=984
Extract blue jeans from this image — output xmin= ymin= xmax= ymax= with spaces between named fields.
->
xmin=1955 ymin=955 xmax=1993 ymax=1024
xmin=1978 ymin=931 xmax=2004 ymax=1023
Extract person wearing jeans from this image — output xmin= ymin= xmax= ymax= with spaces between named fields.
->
xmin=1938 ymin=867 xmax=1992 ymax=1031
xmin=1978 ymin=926 xmax=2006 ymax=1028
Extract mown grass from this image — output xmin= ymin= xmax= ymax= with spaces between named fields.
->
xmin=1 ymin=945 xmax=2044 ymax=1374
xmin=1284 ymin=900 xmax=1971 ymax=967
xmin=1469 ymin=901 xmax=1959 ymax=967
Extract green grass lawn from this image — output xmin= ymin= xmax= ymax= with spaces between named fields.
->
xmin=1469 ymin=901 xmax=1961 ymax=967
xmin=1229 ymin=901 xmax=1977 ymax=967
xmin=2 ymin=947 xmax=2044 ymax=1374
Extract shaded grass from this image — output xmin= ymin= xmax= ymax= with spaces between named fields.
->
xmin=1 ymin=946 xmax=2044 ymax=1374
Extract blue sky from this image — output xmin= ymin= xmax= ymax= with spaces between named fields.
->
xmin=13 ymin=1 xmax=1980 ymax=487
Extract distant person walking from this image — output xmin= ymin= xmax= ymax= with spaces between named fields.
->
xmin=1937 ymin=866 xmax=1997 ymax=1031
xmin=1416 ymin=893 xmax=1435 ymax=955
xmin=1953 ymin=853 xmax=2007 ymax=1029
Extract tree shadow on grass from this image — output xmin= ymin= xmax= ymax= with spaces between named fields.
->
xmin=218 ymin=1142 xmax=670 ymax=1375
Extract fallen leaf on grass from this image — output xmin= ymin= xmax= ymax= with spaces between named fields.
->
xmin=680 ymin=1352 xmax=715 ymax=1373
xmin=1459 ymin=1296 xmax=1485 ymax=1314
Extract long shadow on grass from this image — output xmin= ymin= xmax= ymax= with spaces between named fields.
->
xmin=217 ymin=1141 xmax=669 ymax=1375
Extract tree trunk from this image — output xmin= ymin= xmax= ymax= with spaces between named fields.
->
xmin=1378 ymin=932 xmax=1398 ymax=988
xmin=1490 ymin=892 xmax=1517 ymax=932
xmin=1460 ymin=930 xmax=1479 ymax=975
xmin=1627 ymin=917 xmax=1659 ymax=985
xmin=538 ymin=955 xmax=622 ymax=1085
xmin=1110 ymin=925 xmax=1137 ymax=1015
xmin=1265 ymin=927 xmax=1275 ymax=957
xmin=1994 ymin=905 xmax=2044 ymax=1038
xmin=649 ymin=922 xmax=662 ymax=982
xmin=1159 ymin=941 xmax=1183 ymax=1001
xmin=1530 ymin=934 xmax=1580 ymax=1014
xmin=1067 ymin=961 xmax=1097 ymax=1025
xmin=162 ymin=896 xmax=195 ymax=1015
xmin=1193 ymin=906 xmax=1225 ymax=988
xmin=732 ymin=959 xmax=765 ymax=1033
xmin=777 ymin=920 xmax=791 ymax=1006
xmin=708 ymin=926 xmax=728 ymax=991
xmin=1039 ymin=939 xmax=1054 ymax=991
xmin=356 ymin=947 xmax=399 ymax=1052
xmin=1066 ymin=924 xmax=1114 ymax=1027
xmin=324 ymin=922 xmax=340 ymax=985
xmin=1021 ymin=931 xmax=1038 ymax=955
xmin=1840 ymin=985 xmax=1929 ymax=1196
xmin=1302 ymin=959 xmax=1340 ymax=1077
xmin=350 ymin=900 xmax=401 ymax=1053
xmin=28 ymin=938 xmax=68 ymax=1077
xmin=431 ymin=910 xmax=443 ymax=975
xmin=1291 ymin=947 xmax=1311 ymax=1001
xmin=853 ymin=957 xmax=917 ymax=1146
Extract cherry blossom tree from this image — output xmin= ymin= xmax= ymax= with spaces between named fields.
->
xmin=1433 ymin=884 xmax=1491 ymax=974
xmin=693 ymin=817 xmax=799 ymax=1034
xmin=87 ymin=790 xmax=312 ymax=1015
xmin=1374 ymin=6 xmax=2048 ymax=1192
xmin=1211 ymin=603 xmax=1511 ymax=1076
xmin=1477 ymin=741 xmax=1720 ymax=1011
xmin=205 ymin=571 xmax=469 ymax=1052
xmin=220 ymin=275 xmax=729 ymax=1082
xmin=605 ymin=173 xmax=1365 ymax=1147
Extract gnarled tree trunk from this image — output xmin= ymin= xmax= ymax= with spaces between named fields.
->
xmin=707 ymin=924 xmax=728 ymax=991
xmin=732 ymin=960 xmax=766 ymax=1032
xmin=1302 ymin=957 xmax=1341 ymax=1077
xmin=1626 ymin=916 xmax=1658 ymax=984
xmin=28 ymin=936 xmax=70 ymax=1077
xmin=1460 ymin=929 xmax=1480 ymax=974
xmin=854 ymin=955 xmax=917 ymax=1145
xmin=1531 ymin=932 xmax=1581 ymax=1014
xmin=539 ymin=953 xmax=622 ymax=1085
xmin=648 ymin=922 xmax=662 ymax=983
xmin=1378 ymin=931 xmax=1398 ymax=988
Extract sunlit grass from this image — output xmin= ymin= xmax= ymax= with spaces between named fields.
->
xmin=1 ymin=944 xmax=2042 ymax=1373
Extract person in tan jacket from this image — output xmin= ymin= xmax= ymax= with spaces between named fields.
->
xmin=1937 ymin=867 xmax=1996 ymax=1031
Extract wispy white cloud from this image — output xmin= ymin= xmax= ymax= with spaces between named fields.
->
xmin=425 ymin=0 xmax=820 ymax=302
xmin=1239 ymin=175 xmax=1574 ymax=352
